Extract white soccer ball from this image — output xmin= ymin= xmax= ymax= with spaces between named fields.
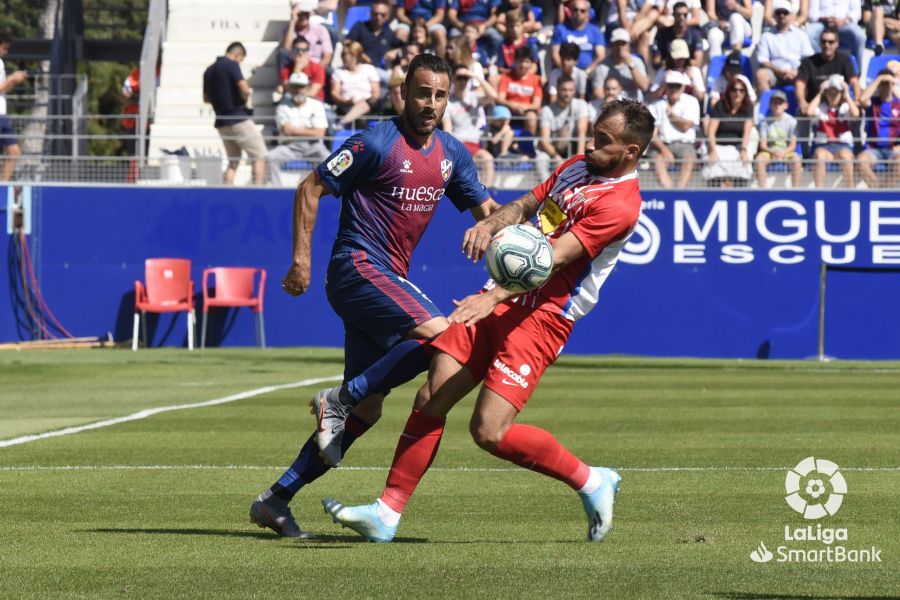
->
xmin=485 ymin=224 xmax=554 ymax=293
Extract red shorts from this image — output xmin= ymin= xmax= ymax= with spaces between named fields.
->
xmin=464 ymin=141 xmax=482 ymax=157
xmin=432 ymin=302 xmax=573 ymax=410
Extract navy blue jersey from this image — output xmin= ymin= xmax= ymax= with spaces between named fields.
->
xmin=316 ymin=118 xmax=489 ymax=276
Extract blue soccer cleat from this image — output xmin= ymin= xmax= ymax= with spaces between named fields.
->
xmin=322 ymin=498 xmax=398 ymax=543
xmin=579 ymin=467 xmax=622 ymax=542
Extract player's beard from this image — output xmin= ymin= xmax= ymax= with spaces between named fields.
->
xmin=404 ymin=105 xmax=439 ymax=137
xmin=584 ymin=152 xmax=618 ymax=176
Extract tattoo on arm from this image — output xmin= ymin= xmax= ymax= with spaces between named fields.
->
xmin=480 ymin=191 xmax=540 ymax=232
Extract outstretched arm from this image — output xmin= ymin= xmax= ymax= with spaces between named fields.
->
xmin=461 ymin=191 xmax=541 ymax=261
xmin=282 ymin=171 xmax=328 ymax=296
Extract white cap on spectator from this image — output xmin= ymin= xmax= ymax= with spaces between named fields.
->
xmin=292 ymin=0 xmax=318 ymax=13
xmin=288 ymin=72 xmax=310 ymax=87
xmin=826 ymin=73 xmax=845 ymax=90
xmin=669 ymin=39 xmax=690 ymax=60
xmin=665 ymin=70 xmax=689 ymax=86
xmin=772 ymin=0 xmax=795 ymax=13
xmin=610 ymin=28 xmax=631 ymax=44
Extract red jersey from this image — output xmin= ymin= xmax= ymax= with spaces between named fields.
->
xmin=499 ymin=72 xmax=543 ymax=106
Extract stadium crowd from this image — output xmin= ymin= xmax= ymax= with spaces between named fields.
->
xmin=204 ymin=0 xmax=900 ymax=188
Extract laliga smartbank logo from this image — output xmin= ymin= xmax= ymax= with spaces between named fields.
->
xmin=749 ymin=457 xmax=882 ymax=564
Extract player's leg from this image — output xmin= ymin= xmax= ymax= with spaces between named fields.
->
xmin=323 ymin=350 xmax=480 ymax=541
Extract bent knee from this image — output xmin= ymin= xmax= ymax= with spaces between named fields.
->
xmin=468 ymin=419 xmax=506 ymax=451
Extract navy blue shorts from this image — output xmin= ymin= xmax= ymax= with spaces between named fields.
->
xmin=325 ymin=250 xmax=443 ymax=381
xmin=0 ymin=115 xmax=16 ymax=148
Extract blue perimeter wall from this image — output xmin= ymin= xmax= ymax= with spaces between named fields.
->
xmin=2 ymin=185 xmax=900 ymax=359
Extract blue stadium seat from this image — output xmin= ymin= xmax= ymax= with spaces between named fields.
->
xmin=342 ymin=6 xmax=371 ymax=36
xmin=758 ymin=87 xmax=798 ymax=119
xmin=706 ymin=54 xmax=753 ymax=91
xmin=865 ymin=54 xmax=896 ymax=87
xmin=510 ymin=128 xmax=536 ymax=157
xmin=531 ymin=5 xmax=543 ymax=22
xmin=282 ymin=160 xmax=315 ymax=171
xmin=331 ymin=129 xmax=357 ymax=152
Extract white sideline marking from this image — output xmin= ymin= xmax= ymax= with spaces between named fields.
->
xmin=0 ymin=375 xmax=343 ymax=449
xmin=1 ymin=465 xmax=898 ymax=473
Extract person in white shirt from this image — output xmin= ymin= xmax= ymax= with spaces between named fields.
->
xmin=443 ymin=65 xmax=496 ymax=187
xmin=806 ymin=0 xmax=866 ymax=69
xmin=647 ymin=70 xmax=700 ymax=187
xmin=331 ymin=42 xmax=381 ymax=128
xmin=535 ymin=76 xmax=590 ymax=181
xmin=267 ymin=73 xmax=331 ymax=186
xmin=755 ymin=0 xmax=815 ymax=91
xmin=0 ymin=28 xmax=27 ymax=181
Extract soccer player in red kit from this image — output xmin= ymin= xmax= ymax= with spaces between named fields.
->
xmin=323 ymin=98 xmax=656 ymax=542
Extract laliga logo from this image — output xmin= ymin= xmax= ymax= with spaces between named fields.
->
xmin=620 ymin=213 xmax=660 ymax=265
xmin=785 ymin=456 xmax=847 ymax=520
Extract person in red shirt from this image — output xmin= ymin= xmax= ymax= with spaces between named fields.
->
xmin=322 ymin=99 xmax=657 ymax=544
xmin=497 ymin=46 xmax=543 ymax=136
xmin=278 ymin=37 xmax=326 ymax=102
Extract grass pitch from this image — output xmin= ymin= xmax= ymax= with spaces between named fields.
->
xmin=0 ymin=349 xmax=898 ymax=599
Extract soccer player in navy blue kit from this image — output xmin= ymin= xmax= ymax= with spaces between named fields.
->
xmin=250 ymin=54 xmax=500 ymax=537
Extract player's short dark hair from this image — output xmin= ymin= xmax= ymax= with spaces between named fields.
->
xmin=597 ymin=98 xmax=655 ymax=156
xmin=292 ymin=36 xmax=310 ymax=48
xmin=514 ymin=46 xmax=533 ymax=62
xmin=0 ymin=27 xmax=13 ymax=46
xmin=560 ymin=42 xmax=580 ymax=61
xmin=405 ymin=54 xmax=452 ymax=88
xmin=226 ymin=41 xmax=246 ymax=56
xmin=672 ymin=1 xmax=688 ymax=12
xmin=820 ymin=26 xmax=839 ymax=41
xmin=557 ymin=74 xmax=575 ymax=88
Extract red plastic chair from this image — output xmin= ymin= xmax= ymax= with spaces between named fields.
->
xmin=133 ymin=258 xmax=196 ymax=351
xmin=201 ymin=267 xmax=267 ymax=348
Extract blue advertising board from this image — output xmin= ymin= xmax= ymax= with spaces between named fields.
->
xmin=2 ymin=185 xmax=899 ymax=359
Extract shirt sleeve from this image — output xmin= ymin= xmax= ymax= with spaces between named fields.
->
xmin=569 ymin=191 xmax=640 ymax=259
xmin=229 ymin=60 xmax=245 ymax=83
xmin=444 ymin=140 xmax=490 ymax=211
xmin=315 ymin=129 xmax=383 ymax=196
xmin=311 ymin=102 xmax=328 ymax=129
xmin=551 ymin=25 xmax=564 ymax=45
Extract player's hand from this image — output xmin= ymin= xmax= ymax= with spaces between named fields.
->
xmin=462 ymin=222 xmax=495 ymax=262
xmin=282 ymin=262 xmax=311 ymax=296
xmin=449 ymin=292 xmax=499 ymax=327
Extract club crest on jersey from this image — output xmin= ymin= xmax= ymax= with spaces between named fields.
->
xmin=401 ymin=159 xmax=414 ymax=174
xmin=351 ymin=140 xmax=365 ymax=153
xmin=441 ymin=159 xmax=453 ymax=181
xmin=327 ymin=149 xmax=353 ymax=176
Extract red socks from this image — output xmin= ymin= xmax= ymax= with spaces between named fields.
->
xmin=380 ymin=409 xmax=446 ymax=513
xmin=491 ymin=423 xmax=590 ymax=490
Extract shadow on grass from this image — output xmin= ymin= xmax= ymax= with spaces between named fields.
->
xmin=86 ymin=528 xmax=428 ymax=545
xmin=713 ymin=593 xmax=900 ymax=600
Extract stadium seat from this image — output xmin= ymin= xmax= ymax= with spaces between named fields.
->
xmin=201 ymin=267 xmax=267 ymax=349
xmin=865 ymin=54 xmax=896 ymax=87
xmin=343 ymin=6 xmax=371 ymax=36
xmin=133 ymin=258 xmax=195 ymax=351
xmin=331 ymin=128 xmax=357 ymax=152
xmin=706 ymin=54 xmax=753 ymax=91
xmin=531 ymin=6 xmax=543 ymax=22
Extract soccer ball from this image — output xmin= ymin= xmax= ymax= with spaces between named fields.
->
xmin=485 ymin=224 xmax=554 ymax=292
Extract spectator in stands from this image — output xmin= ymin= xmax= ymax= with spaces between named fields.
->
xmin=649 ymin=39 xmax=706 ymax=104
xmin=394 ymin=0 xmax=448 ymax=57
xmin=591 ymin=28 xmax=650 ymax=101
xmin=796 ymin=27 xmax=860 ymax=117
xmin=548 ymin=42 xmax=588 ymax=102
xmin=494 ymin=11 xmax=540 ymax=78
xmin=497 ymin=46 xmax=543 ymax=137
xmin=283 ymin=0 xmax=334 ymax=67
xmin=755 ymin=0 xmax=814 ymax=92
xmin=497 ymin=0 xmax=542 ymax=35
xmin=390 ymin=42 xmax=423 ymax=82
xmin=448 ymin=0 xmax=503 ymax=59
xmin=653 ymin=3 xmax=704 ymax=68
xmin=550 ymin=0 xmax=606 ymax=74
xmin=862 ymin=0 xmax=900 ymax=56
xmin=648 ymin=70 xmax=701 ymax=188
xmin=0 ymin=27 xmax=26 ymax=181
xmin=763 ymin=0 xmax=809 ymax=28
xmin=202 ymin=42 xmax=266 ymax=185
xmin=702 ymin=78 xmax=754 ymax=187
xmin=535 ymin=75 xmax=589 ymax=181
xmin=623 ymin=0 xmax=664 ymax=67
xmin=656 ymin=0 xmax=705 ymax=29
xmin=345 ymin=0 xmax=403 ymax=80
xmin=704 ymin=0 xmax=754 ymax=57
xmin=806 ymin=0 xmax=866 ymax=69
xmin=266 ymin=73 xmax=331 ymax=187
xmin=277 ymin=37 xmax=326 ymax=102
xmin=755 ymin=89 xmax=803 ymax=187
xmin=806 ymin=73 xmax=860 ymax=187
xmin=588 ymin=73 xmax=626 ymax=122
xmin=385 ymin=74 xmax=406 ymax=115
xmin=461 ymin=23 xmax=492 ymax=68
xmin=856 ymin=68 xmax=900 ymax=187
xmin=487 ymin=104 xmax=515 ymax=157
xmin=443 ymin=65 xmax=496 ymax=187
xmin=331 ymin=41 xmax=381 ymax=128
xmin=447 ymin=35 xmax=488 ymax=86
xmin=410 ymin=19 xmax=437 ymax=56
xmin=709 ymin=51 xmax=758 ymax=108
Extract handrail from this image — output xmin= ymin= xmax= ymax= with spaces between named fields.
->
xmin=138 ymin=0 xmax=166 ymax=168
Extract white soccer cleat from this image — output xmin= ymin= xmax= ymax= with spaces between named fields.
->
xmin=322 ymin=498 xmax=398 ymax=543
xmin=579 ymin=467 xmax=622 ymax=542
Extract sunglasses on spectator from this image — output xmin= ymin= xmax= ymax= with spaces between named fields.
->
xmin=372 ymin=11 xmax=390 ymax=17
xmin=293 ymin=47 xmax=309 ymax=53
xmin=731 ymin=88 xmax=747 ymax=93
xmin=573 ymin=7 xmax=590 ymax=13
xmin=666 ymin=83 xmax=683 ymax=88
xmin=774 ymin=9 xmax=789 ymax=15
xmin=674 ymin=11 xmax=688 ymax=17
xmin=821 ymin=38 xmax=838 ymax=45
